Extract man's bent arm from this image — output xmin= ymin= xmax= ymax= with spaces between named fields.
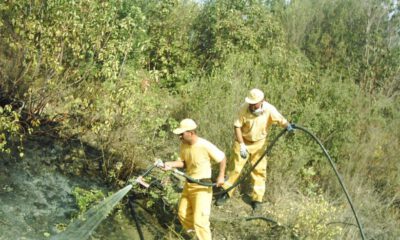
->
xmin=216 ymin=157 xmax=226 ymax=187
xmin=164 ymin=160 xmax=185 ymax=169
xmin=234 ymin=127 xmax=244 ymax=143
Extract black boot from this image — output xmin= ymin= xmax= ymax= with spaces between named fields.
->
xmin=251 ymin=201 xmax=262 ymax=211
xmin=215 ymin=192 xmax=229 ymax=206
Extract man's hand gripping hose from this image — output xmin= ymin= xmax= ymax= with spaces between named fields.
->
xmin=154 ymin=159 xmax=224 ymax=187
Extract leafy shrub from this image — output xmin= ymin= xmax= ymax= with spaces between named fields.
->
xmin=72 ymin=187 xmax=105 ymax=214
xmin=0 ymin=105 xmax=24 ymax=156
xmin=270 ymin=194 xmax=343 ymax=239
xmin=49 ymin=71 xmax=181 ymax=183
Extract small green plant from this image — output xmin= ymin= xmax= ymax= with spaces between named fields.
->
xmin=72 ymin=187 xmax=105 ymax=214
xmin=0 ymin=105 xmax=24 ymax=156
xmin=132 ymin=170 xmax=180 ymax=209
xmin=271 ymin=194 xmax=343 ymax=239
xmin=55 ymin=223 xmax=67 ymax=233
xmin=300 ymin=166 xmax=320 ymax=196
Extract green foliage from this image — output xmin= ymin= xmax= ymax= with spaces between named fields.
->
xmin=134 ymin=0 xmax=200 ymax=89
xmin=193 ymin=0 xmax=285 ymax=70
xmin=50 ymin=71 xmax=181 ymax=183
xmin=284 ymin=0 xmax=400 ymax=93
xmin=132 ymin=170 xmax=180 ymax=209
xmin=0 ymin=0 xmax=399 ymax=238
xmin=72 ymin=187 xmax=105 ymax=214
xmin=267 ymin=195 xmax=344 ymax=239
xmin=0 ymin=105 xmax=24 ymax=156
xmin=345 ymin=92 xmax=400 ymax=200
xmin=0 ymin=0 xmax=147 ymax=119
xmin=272 ymin=195 xmax=343 ymax=239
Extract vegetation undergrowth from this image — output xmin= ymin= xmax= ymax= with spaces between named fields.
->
xmin=1 ymin=0 xmax=399 ymax=239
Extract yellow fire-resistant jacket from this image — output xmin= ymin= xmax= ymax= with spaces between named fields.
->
xmin=234 ymin=101 xmax=288 ymax=142
xmin=178 ymin=137 xmax=225 ymax=179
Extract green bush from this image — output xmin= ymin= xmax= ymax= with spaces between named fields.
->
xmin=72 ymin=187 xmax=105 ymax=214
xmin=0 ymin=105 xmax=24 ymax=156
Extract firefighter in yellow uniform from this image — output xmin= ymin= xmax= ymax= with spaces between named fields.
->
xmin=216 ymin=88 xmax=293 ymax=210
xmin=160 ymin=118 xmax=226 ymax=240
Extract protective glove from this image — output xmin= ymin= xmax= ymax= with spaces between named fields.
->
xmin=155 ymin=158 xmax=172 ymax=171
xmin=239 ymin=143 xmax=248 ymax=159
xmin=154 ymin=158 xmax=165 ymax=168
xmin=286 ymin=123 xmax=294 ymax=132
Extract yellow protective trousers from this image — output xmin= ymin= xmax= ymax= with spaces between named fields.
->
xmin=178 ymin=182 xmax=213 ymax=240
xmin=223 ymin=139 xmax=268 ymax=202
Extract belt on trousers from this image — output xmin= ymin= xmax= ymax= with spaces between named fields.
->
xmin=242 ymin=137 xmax=266 ymax=144
xmin=187 ymin=178 xmax=212 ymax=184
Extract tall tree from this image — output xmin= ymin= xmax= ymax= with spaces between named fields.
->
xmin=192 ymin=0 xmax=285 ymax=70
xmin=133 ymin=0 xmax=200 ymax=89
xmin=283 ymin=0 xmax=400 ymax=94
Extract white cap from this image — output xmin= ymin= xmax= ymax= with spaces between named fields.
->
xmin=245 ymin=88 xmax=264 ymax=104
xmin=173 ymin=118 xmax=197 ymax=134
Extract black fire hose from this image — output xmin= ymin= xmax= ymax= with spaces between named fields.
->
xmin=183 ymin=124 xmax=365 ymax=240
xmin=173 ymin=129 xmax=288 ymax=190
xmin=128 ymin=195 xmax=145 ymax=240
xmin=171 ymin=168 xmax=219 ymax=187
xmin=292 ymin=125 xmax=366 ymax=240
xmin=127 ymin=164 xmax=160 ymax=240
xmin=212 ymin=127 xmax=288 ymax=196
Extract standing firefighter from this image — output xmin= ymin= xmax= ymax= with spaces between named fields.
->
xmin=216 ymin=88 xmax=293 ymax=210
xmin=159 ymin=118 xmax=226 ymax=240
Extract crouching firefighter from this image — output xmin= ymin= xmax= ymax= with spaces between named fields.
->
xmin=156 ymin=118 xmax=226 ymax=240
